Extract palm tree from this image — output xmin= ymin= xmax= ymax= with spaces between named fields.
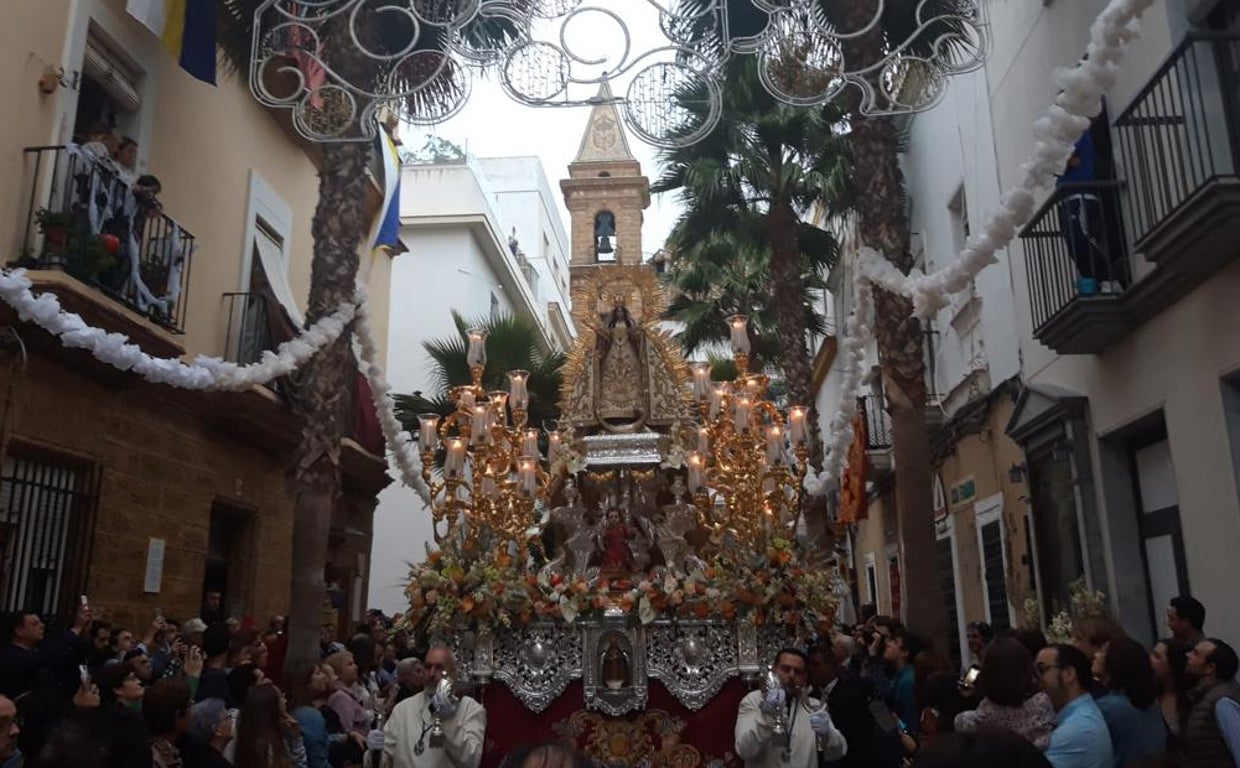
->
xmin=669 ymin=0 xmax=973 ymax=644
xmin=393 ymin=311 xmax=565 ymax=432
xmin=218 ymin=1 xmax=527 ymax=669
xmin=653 ymin=57 xmax=848 ymax=457
xmin=661 ymin=233 xmax=832 ymax=380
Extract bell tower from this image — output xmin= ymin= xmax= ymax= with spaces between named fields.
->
xmin=560 ymin=82 xmax=651 ymax=291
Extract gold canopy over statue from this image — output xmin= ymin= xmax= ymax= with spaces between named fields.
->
xmin=559 ymin=266 xmax=691 ymax=433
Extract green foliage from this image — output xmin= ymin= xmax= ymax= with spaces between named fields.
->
xmin=655 ymin=58 xmax=846 ymax=370
xmin=392 ymin=311 xmax=566 ymax=434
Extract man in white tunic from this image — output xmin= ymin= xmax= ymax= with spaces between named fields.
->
xmin=372 ymin=647 xmax=486 ymax=768
xmin=735 ymin=648 xmax=847 ymax=768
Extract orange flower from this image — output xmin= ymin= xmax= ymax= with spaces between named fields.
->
xmin=496 ymin=551 xmax=512 ymax=569
xmin=427 ymin=551 xmax=443 ymax=564
xmin=693 ymin=603 xmax=709 ymax=619
xmin=613 ymin=578 xmax=631 ymax=591
xmin=460 ymin=596 xmax=476 ymax=614
xmin=721 ymin=601 xmax=737 ymax=620
xmin=619 ymin=595 xmax=634 ymax=612
xmin=704 ymin=567 xmax=718 ymax=580
xmin=694 ymin=582 xmax=706 ymax=596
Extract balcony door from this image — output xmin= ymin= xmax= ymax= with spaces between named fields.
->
xmin=1131 ymin=435 xmax=1189 ymax=634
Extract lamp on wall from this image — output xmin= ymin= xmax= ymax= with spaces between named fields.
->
xmin=1008 ymin=462 xmax=1027 ymax=483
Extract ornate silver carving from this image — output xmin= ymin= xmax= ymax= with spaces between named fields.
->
xmin=583 ymin=620 xmax=648 ymax=716
xmin=582 ymin=433 xmax=663 ymax=466
xmin=490 ymin=622 xmax=583 ymax=712
xmin=248 ymin=0 xmax=988 ymax=146
xmin=646 ymin=621 xmax=738 ymax=710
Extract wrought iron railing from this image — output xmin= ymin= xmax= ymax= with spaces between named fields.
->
xmin=1019 ymin=181 xmax=1131 ymax=331
xmin=858 ymin=395 xmax=892 ymax=451
xmin=16 ymin=145 xmax=194 ymax=333
xmin=1114 ymin=32 xmax=1240 ymax=247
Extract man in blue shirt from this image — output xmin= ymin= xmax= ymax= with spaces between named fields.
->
xmin=1036 ymin=644 xmax=1114 ymax=768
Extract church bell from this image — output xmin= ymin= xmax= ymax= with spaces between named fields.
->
xmin=596 ymin=236 xmax=614 ymax=255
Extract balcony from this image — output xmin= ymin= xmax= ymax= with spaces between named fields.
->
xmin=1021 ymin=33 xmax=1240 ymax=355
xmin=1115 ymin=33 xmax=1240 ymax=274
xmin=858 ymin=395 xmax=893 ymax=480
xmin=12 ymin=146 xmax=194 ymax=334
xmin=1020 ymin=181 xmax=1133 ymax=354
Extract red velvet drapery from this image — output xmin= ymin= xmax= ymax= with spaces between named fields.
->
xmin=477 ymin=679 xmax=750 ymax=768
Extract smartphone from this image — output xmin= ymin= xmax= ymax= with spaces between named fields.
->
xmin=79 ymin=594 xmax=89 ymax=607
xmin=78 ymin=664 xmax=90 ymax=685
xmin=958 ymin=664 xmax=981 ymax=690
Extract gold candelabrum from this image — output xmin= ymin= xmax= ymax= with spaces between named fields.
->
xmin=684 ymin=315 xmax=811 ymax=549
xmin=416 ymin=328 xmax=561 ymax=562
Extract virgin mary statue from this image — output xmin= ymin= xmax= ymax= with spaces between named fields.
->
xmin=596 ymin=301 xmax=644 ymax=429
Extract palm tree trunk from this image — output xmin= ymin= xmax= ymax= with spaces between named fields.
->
xmin=848 ymin=117 xmax=946 ymax=645
xmin=837 ymin=0 xmax=948 ymax=645
xmin=286 ymin=140 xmax=371 ymax=671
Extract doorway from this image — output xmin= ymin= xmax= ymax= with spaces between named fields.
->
xmin=205 ymin=504 xmax=255 ymax=620
xmin=1129 ymin=432 xmax=1189 ymax=635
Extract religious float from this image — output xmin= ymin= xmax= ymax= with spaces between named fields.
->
xmin=399 ymin=266 xmax=842 ymax=767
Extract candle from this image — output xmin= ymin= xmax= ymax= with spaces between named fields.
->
xmin=444 ymin=437 xmax=466 ymax=475
xmin=507 ymin=370 xmax=530 ymax=410
xmin=687 ymin=452 xmax=704 ymax=493
xmin=518 ymin=457 xmax=538 ymax=493
xmin=708 ymin=382 xmax=726 ymax=419
xmin=788 ymin=406 xmax=809 ymax=445
xmin=727 ymin=314 xmax=751 ymax=357
xmin=466 ymin=328 xmax=488 ymax=369
xmin=765 ymin=425 xmax=784 ymax=465
xmin=697 ymin=426 xmax=710 ymax=454
xmin=459 ymin=389 xmax=475 ymax=411
xmin=522 ymin=429 xmax=540 ymax=458
xmin=418 ymin=413 xmax=440 ymax=452
xmin=488 ymin=391 xmax=509 ymax=427
xmin=733 ymin=396 xmax=752 ymax=433
xmin=471 ymin=405 xmax=489 ymax=445
xmin=691 ymin=362 xmax=711 ymax=401
xmin=548 ymin=432 xmax=562 ymax=463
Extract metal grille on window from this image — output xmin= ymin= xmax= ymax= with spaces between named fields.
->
xmin=981 ymin=521 xmax=1010 ymax=629
xmin=936 ymin=536 xmax=962 ymax=664
xmin=0 ymin=452 xmax=100 ymax=616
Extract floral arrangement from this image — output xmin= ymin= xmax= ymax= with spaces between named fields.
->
xmin=1020 ymin=578 xmax=1110 ymax=644
xmin=399 ymin=538 xmax=839 ymax=638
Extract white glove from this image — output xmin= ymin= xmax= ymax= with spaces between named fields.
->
xmin=809 ymin=710 xmax=835 ymax=737
xmin=365 ymin=729 xmax=385 ymax=751
xmin=432 ymin=691 xmax=458 ymax=720
xmin=759 ymin=687 xmax=786 ymax=716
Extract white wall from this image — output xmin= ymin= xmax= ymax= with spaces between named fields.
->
xmin=905 ymin=68 xmax=1019 ymax=410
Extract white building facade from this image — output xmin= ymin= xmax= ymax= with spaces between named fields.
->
xmin=368 ymin=153 xmax=573 ymax=614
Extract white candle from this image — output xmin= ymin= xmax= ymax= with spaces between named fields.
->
xmin=444 ymin=437 xmax=466 ymax=475
xmin=727 ymin=315 xmax=751 ymax=356
xmin=687 ymin=452 xmax=704 ymax=493
xmin=480 ymin=474 xmax=497 ymax=498
xmin=733 ymin=396 xmax=752 ymax=433
xmin=697 ymin=426 xmax=709 ymax=454
xmin=518 ymin=457 xmax=538 ymax=493
xmin=471 ymin=405 xmax=489 ymax=445
xmin=466 ymin=328 xmax=488 ymax=369
xmin=708 ymin=382 xmax=726 ymax=419
xmin=522 ymin=429 xmax=540 ymax=458
xmin=788 ymin=406 xmax=809 ymax=445
xmin=459 ymin=389 xmax=475 ymax=411
xmin=418 ymin=413 xmax=440 ymax=452
xmin=766 ymin=425 xmax=784 ymax=465
xmin=691 ymin=362 xmax=711 ymax=401
xmin=507 ymin=370 xmax=530 ymax=410
xmin=548 ymin=432 xmax=561 ymax=463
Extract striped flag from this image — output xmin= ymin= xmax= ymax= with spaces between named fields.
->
xmin=126 ymin=0 xmax=216 ymax=85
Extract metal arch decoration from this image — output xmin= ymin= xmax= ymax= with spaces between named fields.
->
xmin=249 ymin=0 xmax=988 ymax=146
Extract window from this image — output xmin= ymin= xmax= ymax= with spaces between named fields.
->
xmin=0 ymin=447 xmax=100 ymax=616
xmin=936 ymin=513 xmax=966 ymax=666
xmin=975 ymin=494 xmax=1012 ymax=629
xmin=232 ymin=172 xmax=301 ymax=368
xmin=594 ymin=210 xmax=617 ymax=262
xmin=1129 ymin=430 xmax=1188 ymax=635
xmin=74 ymin=31 xmax=144 ymax=143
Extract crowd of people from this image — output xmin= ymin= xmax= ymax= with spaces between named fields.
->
xmin=2 ymin=592 xmax=1237 ymax=768
xmin=755 ymin=594 xmax=1238 ymax=768
xmin=0 ymin=594 xmax=459 ymax=768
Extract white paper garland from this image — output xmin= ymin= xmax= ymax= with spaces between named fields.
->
xmin=0 ymin=268 xmax=356 ymax=390
xmin=808 ymin=0 xmax=1156 ymax=496
xmin=352 ymin=291 xmax=434 ymax=505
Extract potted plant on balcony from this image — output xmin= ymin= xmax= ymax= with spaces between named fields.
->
xmin=34 ymin=208 xmax=71 ymax=259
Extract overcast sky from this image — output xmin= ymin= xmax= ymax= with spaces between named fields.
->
xmin=402 ymin=2 xmax=688 ymax=258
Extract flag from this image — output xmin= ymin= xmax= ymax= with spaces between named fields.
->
xmin=372 ymin=127 xmax=402 ymax=252
xmin=126 ymin=0 xmax=216 ymax=85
